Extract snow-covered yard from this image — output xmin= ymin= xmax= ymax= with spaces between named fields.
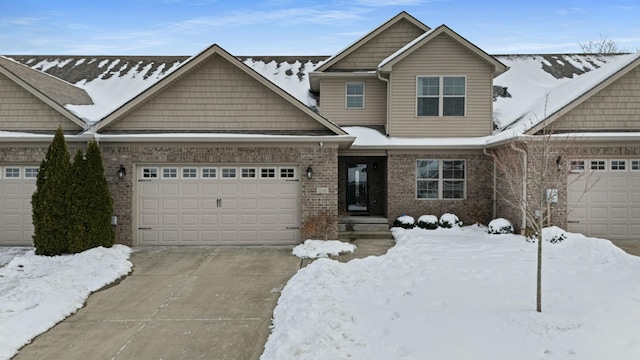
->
xmin=0 ymin=245 xmax=132 ymax=360
xmin=263 ymin=225 xmax=640 ymax=360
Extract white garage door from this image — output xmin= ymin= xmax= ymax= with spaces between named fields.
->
xmin=137 ymin=165 xmax=300 ymax=245
xmin=0 ymin=165 xmax=39 ymax=245
xmin=568 ymin=159 xmax=640 ymax=240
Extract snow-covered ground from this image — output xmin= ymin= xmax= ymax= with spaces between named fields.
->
xmin=0 ymin=246 xmax=132 ymax=360
xmin=293 ymin=239 xmax=356 ymax=259
xmin=262 ymin=226 xmax=640 ymax=360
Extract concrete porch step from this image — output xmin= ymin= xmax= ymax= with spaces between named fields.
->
xmin=338 ymin=223 xmax=390 ymax=232
xmin=338 ymin=231 xmax=394 ymax=241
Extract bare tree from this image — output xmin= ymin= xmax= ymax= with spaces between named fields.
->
xmin=579 ymin=33 xmax=627 ymax=54
xmin=488 ymin=112 xmax=594 ymax=312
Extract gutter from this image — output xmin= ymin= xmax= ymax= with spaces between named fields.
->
xmin=510 ymin=143 xmax=528 ymax=234
xmin=376 ymin=70 xmax=391 ymax=136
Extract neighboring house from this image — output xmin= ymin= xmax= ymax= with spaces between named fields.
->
xmin=1 ymin=11 xmax=638 ymax=246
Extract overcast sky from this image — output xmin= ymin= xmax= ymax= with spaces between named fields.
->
xmin=1 ymin=0 xmax=639 ymax=56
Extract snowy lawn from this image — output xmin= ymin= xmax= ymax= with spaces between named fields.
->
xmin=0 ymin=245 xmax=132 ymax=360
xmin=293 ymin=240 xmax=356 ymax=259
xmin=262 ymin=225 xmax=640 ymax=360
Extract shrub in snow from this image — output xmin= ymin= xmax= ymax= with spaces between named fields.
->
xmin=393 ymin=215 xmax=415 ymax=229
xmin=32 ymin=127 xmax=72 ymax=256
xmin=439 ymin=213 xmax=462 ymax=228
xmin=527 ymin=226 xmax=567 ymax=244
xmin=487 ymin=218 xmax=514 ymax=234
xmin=417 ymin=215 xmax=439 ymax=230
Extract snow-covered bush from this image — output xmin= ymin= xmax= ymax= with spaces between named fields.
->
xmin=417 ymin=215 xmax=439 ymax=229
xmin=487 ymin=218 xmax=514 ymax=234
xmin=393 ymin=215 xmax=415 ymax=229
xmin=439 ymin=213 xmax=462 ymax=228
xmin=527 ymin=226 xmax=567 ymax=244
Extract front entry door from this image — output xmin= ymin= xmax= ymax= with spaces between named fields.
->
xmin=347 ymin=163 xmax=368 ymax=212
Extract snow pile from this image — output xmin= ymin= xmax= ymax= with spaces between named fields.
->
xmin=487 ymin=218 xmax=514 ymax=234
xmin=262 ymin=226 xmax=640 ymax=360
xmin=292 ymin=240 xmax=356 ymax=259
xmin=0 ymin=245 xmax=132 ymax=360
xmin=439 ymin=213 xmax=462 ymax=228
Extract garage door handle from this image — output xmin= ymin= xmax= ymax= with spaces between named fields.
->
xmin=567 ymin=221 xmax=580 ymax=224
xmin=138 ymin=227 xmax=152 ymax=230
xmin=286 ymin=227 xmax=299 ymax=230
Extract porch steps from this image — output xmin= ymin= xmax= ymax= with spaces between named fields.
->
xmin=338 ymin=216 xmax=393 ymax=241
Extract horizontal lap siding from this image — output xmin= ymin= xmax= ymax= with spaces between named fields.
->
xmin=388 ymin=34 xmax=494 ymax=137
xmin=330 ymin=19 xmax=425 ymax=70
xmin=107 ymin=54 xmax=325 ymax=132
xmin=319 ymin=77 xmax=386 ymax=127
xmin=0 ymin=74 xmax=81 ymax=132
xmin=554 ymin=66 xmax=640 ymax=131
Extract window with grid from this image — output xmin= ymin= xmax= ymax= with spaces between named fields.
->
xmin=632 ymin=160 xmax=639 ymax=171
xmin=280 ymin=168 xmax=296 ymax=179
xmin=570 ymin=160 xmax=585 ymax=172
xmin=590 ymin=160 xmax=606 ymax=170
xmin=261 ymin=168 xmax=276 ymax=178
xmin=417 ymin=76 xmax=465 ymax=116
xmin=182 ymin=168 xmax=197 ymax=178
xmin=202 ymin=168 xmax=217 ymax=178
xmin=5 ymin=168 xmax=20 ymax=178
xmin=611 ymin=160 xmax=626 ymax=171
xmin=221 ymin=168 xmax=237 ymax=178
xmin=346 ymin=82 xmax=364 ymax=109
xmin=143 ymin=168 xmax=158 ymax=178
xmin=241 ymin=168 xmax=256 ymax=178
xmin=416 ymin=160 xmax=465 ymax=199
xmin=162 ymin=168 xmax=177 ymax=178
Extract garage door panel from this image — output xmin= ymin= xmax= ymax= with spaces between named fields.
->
xmin=0 ymin=169 xmax=38 ymax=245
xmin=3 ymin=213 xmax=21 ymax=226
xmin=137 ymin=164 xmax=300 ymax=245
xmin=568 ymin=160 xmax=638 ymax=241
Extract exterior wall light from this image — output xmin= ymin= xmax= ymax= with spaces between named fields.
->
xmin=306 ymin=165 xmax=313 ymax=179
xmin=117 ymin=164 xmax=126 ymax=179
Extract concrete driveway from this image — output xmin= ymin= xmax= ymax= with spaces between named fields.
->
xmin=12 ymin=240 xmax=395 ymax=360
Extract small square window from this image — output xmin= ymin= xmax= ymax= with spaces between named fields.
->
xmin=241 ymin=168 xmax=256 ymax=178
xmin=143 ymin=168 xmax=158 ymax=178
xmin=261 ymin=168 xmax=276 ymax=178
xmin=221 ymin=168 xmax=237 ymax=178
xmin=182 ymin=168 xmax=197 ymax=178
xmin=162 ymin=168 xmax=178 ymax=178
xmin=280 ymin=168 xmax=295 ymax=178
xmin=5 ymin=168 xmax=20 ymax=178
xmin=570 ymin=160 xmax=585 ymax=171
xmin=202 ymin=168 xmax=217 ymax=178
xmin=346 ymin=82 xmax=364 ymax=109
xmin=611 ymin=160 xmax=626 ymax=171
xmin=590 ymin=160 xmax=606 ymax=171
xmin=25 ymin=168 xmax=39 ymax=178
xmin=632 ymin=160 xmax=639 ymax=171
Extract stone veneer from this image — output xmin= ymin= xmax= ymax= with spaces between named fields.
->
xmin=386 ymin=151 xmax=493 ymax=226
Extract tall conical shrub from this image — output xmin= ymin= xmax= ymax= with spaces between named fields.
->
xmin=32 ymin=127 xmax=72 ymax=256
xmin=83 ymin=140 xmax=115 ymax=248
xmin=68 ymin=149 xmax=89 ymax=253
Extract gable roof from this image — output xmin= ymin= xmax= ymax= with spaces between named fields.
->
xmin=493 ymin=52 xmax=640 ymax=135
xmin=378 ymin=24 xmax=508 ymax=76
xmin=314 ymin=11 xmax=430 ymax=73
xmin=0 ymin=56 xmax=92 ymax=129
xmin=93 ymin=44 xmax=346 ymax=136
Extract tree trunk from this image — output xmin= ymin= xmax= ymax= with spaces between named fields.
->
xmin=536 ymin=219 xmax=543 ymax=312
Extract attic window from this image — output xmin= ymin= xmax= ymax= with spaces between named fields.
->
xmin=417 ymin=76 xmax=465 ymax=117
xmin=346 ymin=82 xmax=364 ymax=109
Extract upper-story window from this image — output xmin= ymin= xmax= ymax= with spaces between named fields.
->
xmin=346 ymin=82 xmax=364 ymax=109
xmin=417 ymin=76 xmax=466 ymax=116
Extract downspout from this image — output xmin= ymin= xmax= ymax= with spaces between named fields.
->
xmin=511 ymin=143 xmax=527 ymax=235
xmin=377 ymin=69 xmax=390 ymax=135
xmin=483 ymin=149 xmax=497 ymax=219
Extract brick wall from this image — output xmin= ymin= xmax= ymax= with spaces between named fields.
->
xmin=387 ymin=152 xmax=493 ymax=226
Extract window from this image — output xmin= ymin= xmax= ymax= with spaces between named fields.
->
xmin=202 ymin=168 xmax=217 ymax=178
xmin=416 ymin=160 xmax=465 ymax=199
xmin=346 ymin=82 xmax=364 ymax=109
xmin=280 ymin=168 xmax=296 ymax=179
xmin=590 ymin=160 xmax=606 ymax=171
xmin=182 ymin=168 xmax=197 ymax=178
xmin=417 ymin=76 xmax=465 ymax=116
xmin=241 ymin=168 xmax=256 ymax=178
xmin=632 ymin=160 xmax=639 ymax=171
xmin=143 ymin=168 xmax=158 ymax=178
xmin=611 ymin=160 xmax=626 ymax=171
xmin=25 ymin=168 xmax=39 ymax=178
xmin=261 ymin=168 xmax=276 ymax=178
xmin=221 ymin=168 xmax=237 ymax=178
xmin=570 ymin=160 xmax=585 ymax=172
xmin=162 ymin=168 xmax=177 ymax=178
xmin=5 ymin=168 xmax=20 ymax=178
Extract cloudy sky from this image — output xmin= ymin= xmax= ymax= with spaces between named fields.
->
xmin=1 ymin=0 xmax=639 ymax=56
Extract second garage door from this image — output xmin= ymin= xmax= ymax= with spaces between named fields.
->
xmin=0 ymin=165 xmax=39 ymax=246
xmin=137 ymin=164 xmax=300 ymax=245
xmin=568 ymin=159 xmax=640 ymax=240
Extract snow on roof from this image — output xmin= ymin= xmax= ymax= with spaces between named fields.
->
xmin=9 ymin=55 xmax=325 ymax=125
xmin=493 ymin=52 xmax=640 ymax=133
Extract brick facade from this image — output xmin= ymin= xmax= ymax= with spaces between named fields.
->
xmin=386 ymin=151 xmax=493 ymax=226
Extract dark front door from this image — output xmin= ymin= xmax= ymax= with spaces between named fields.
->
xmin=347 ymin=163 xmax=368 ymax=213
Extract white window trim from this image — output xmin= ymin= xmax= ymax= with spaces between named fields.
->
xmin=221 ymin=167 xmax=237 ymax=179
xmin=201 ymin=167 xmax=218 ymax=179
xmin=279 ymin=167 xmax=297 ymax=179
xmin=590 ymin=160 xmax=607 ymax=171
xmin=162 ymin=167 xmax=178 ymax=179
xmin=181 ymin=167 xmax=198 ymax=179
xmin=345 ymin=81 xmax=365 ymax=109
xmin=610 ymin=160 xmax=627 ymax=171
xmin=416 ymin=159 xmax=466 ymax=200
xmin=631 ymin=160 xmax=640 ymax=171
xmin=241 ymin=167 xmax=257 ymax=179
xmin=416 ymin=75 xmax=467 ymax=117
xmin=260 ymin=167 xmax=276 ymax=179
xmin=4 ymin=167 xmax=21 ymax=179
